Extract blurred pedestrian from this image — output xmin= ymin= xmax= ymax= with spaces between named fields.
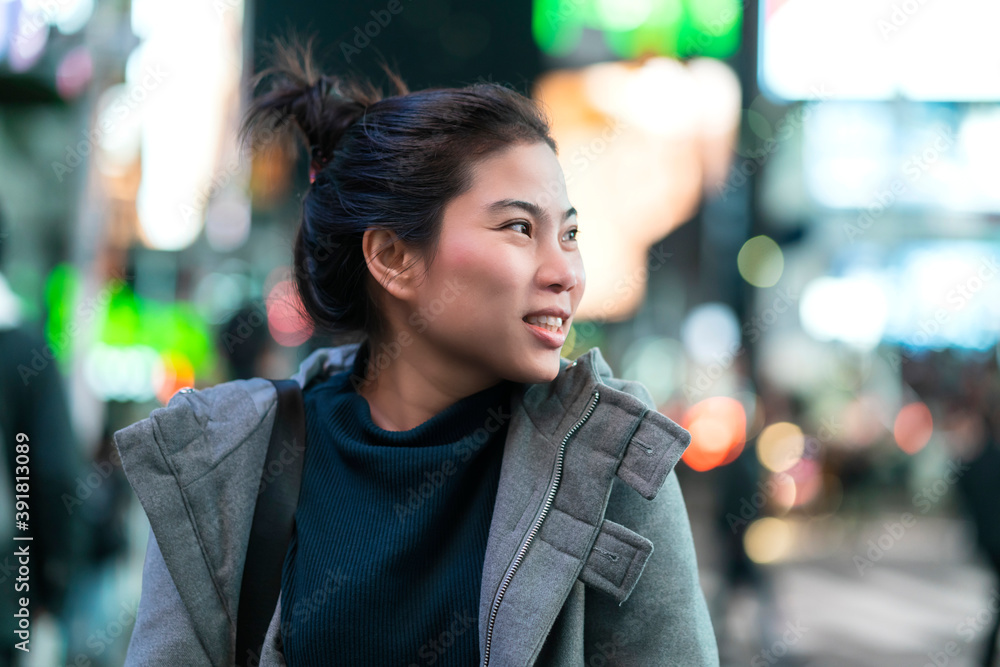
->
xmin=0 ymin=199 xmax=89 ymax=665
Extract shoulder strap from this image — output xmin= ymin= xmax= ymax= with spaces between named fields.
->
xmin=235 ymin=378 xmax=305 ymax=667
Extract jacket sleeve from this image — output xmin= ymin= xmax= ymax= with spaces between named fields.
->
xmin=124 ymin=526 xmax=214 ymax=666
xmin=583 ymin=470 xmax=720 ymax=666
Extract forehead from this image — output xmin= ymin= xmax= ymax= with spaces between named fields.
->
xmin=463 ymin=142 xmax=570 ymax=211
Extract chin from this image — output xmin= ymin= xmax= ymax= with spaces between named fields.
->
xmin=515 ymin=354 xmax=562 ymax=384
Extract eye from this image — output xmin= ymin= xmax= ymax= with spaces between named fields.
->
xmin=507 ymin=220 xmax=531 ymax=235
xmin=565 ymin=227 xmax=579 ymax=242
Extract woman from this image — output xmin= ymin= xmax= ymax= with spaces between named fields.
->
xmin=115 ymin=36 xmax=720 ymax=666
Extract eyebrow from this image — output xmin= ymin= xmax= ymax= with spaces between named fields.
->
xmin=487 ymin=199 xmax=577 ymax=224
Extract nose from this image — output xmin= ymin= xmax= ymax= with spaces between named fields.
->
xmin=537 ymin=238 xmax=581 ymax=293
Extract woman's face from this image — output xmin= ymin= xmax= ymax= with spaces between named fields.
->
xmin=408 ymin=141 xmax=585 ymax=384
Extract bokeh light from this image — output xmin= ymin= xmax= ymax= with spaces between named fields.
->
xmin=681 ymin=302 xmax=741 ymax=366
xmin=621 ymin=336 xmax=686 ymax=406
xmin=154 ymin=350 xmax=196 ymax=405
xmin=737 ymin=235 xmax=784 ymax=287
xmin=266 ymin=280 xmax=313 ymax=347
xmin=893 ymin=401 xmax=933 ymax=454
xmin=681 ymin=396 xmax=747 ymax=471
xmin=800 ymin=275 xmax=889 ymax=350
xmin=744 ymin=517 xmax=794 ymax=564
xmin=787 ymin=458 xmax=824 ymax=507
xmin=757 ymin=421 xmax=805 ymax=473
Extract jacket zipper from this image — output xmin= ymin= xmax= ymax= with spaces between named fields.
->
xmin=482 ymin=389 xmax=601 ymax=667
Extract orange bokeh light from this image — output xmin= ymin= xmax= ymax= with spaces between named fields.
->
xmin=681 ymin=396 xmax=747 ymax=472
xmin=156 ymin=351 xmax=196 ymax=405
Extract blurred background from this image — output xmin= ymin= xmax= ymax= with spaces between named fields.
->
xmin=1 ymin=0 xmax=998 ymax=665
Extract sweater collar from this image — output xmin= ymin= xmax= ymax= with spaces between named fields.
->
xmin=310 ymin=338 xmax=517 ymax=447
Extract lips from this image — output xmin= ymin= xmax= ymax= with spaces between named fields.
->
xmin=522 ymin=312 xmax=570 ymax=349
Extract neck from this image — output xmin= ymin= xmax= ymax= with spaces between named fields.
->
xmin=354 ymin=335 xmax=503 ymax=432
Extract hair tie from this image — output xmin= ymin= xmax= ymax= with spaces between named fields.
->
xmin=309 ymin=145 xmax=328 ymax=185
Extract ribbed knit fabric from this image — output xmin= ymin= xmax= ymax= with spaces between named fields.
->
xmin=280 ymin=341 xmax=517 ymax=666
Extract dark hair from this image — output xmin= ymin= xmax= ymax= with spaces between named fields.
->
xmin=238 ymin=34 xmax=557 ymax=344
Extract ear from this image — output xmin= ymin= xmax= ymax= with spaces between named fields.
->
xmin=362 ymin=228 xmax=424 ymax=301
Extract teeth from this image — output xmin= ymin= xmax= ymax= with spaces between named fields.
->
xmin=525 ymin=315 xmax=563 ymax=332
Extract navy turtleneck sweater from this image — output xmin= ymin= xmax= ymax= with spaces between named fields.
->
xmin=280 ymin=341 xmax=518 ymax=666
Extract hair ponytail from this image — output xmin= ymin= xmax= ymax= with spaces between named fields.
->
xmin=238 ymin=34 xmax=406 ymax=182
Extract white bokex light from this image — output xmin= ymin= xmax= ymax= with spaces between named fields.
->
xmin=799 ymin=275 xmax=889 ymax=350
xmin=759 ymin=0 xmax=1000 ymax=102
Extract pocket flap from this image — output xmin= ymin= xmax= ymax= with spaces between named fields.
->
xmin=578 ymin=518 xmax=654 ymax=606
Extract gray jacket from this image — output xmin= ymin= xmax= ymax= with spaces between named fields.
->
xmin=114 ymin=342 xmax=720 ymax=666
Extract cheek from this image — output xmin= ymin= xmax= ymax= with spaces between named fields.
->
xmin=436 ymin=237 xmax=520 ymax=293
xmin=421 ymin=241 xmax=522 ymax=331
xmin=444 ymin=236 xmax=494 ymax=270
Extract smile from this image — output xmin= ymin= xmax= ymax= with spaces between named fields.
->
xmin=524 ymin=314 xmax=562 ymax=333
xmin=523 ymin=315 xmax=568 ymax=349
